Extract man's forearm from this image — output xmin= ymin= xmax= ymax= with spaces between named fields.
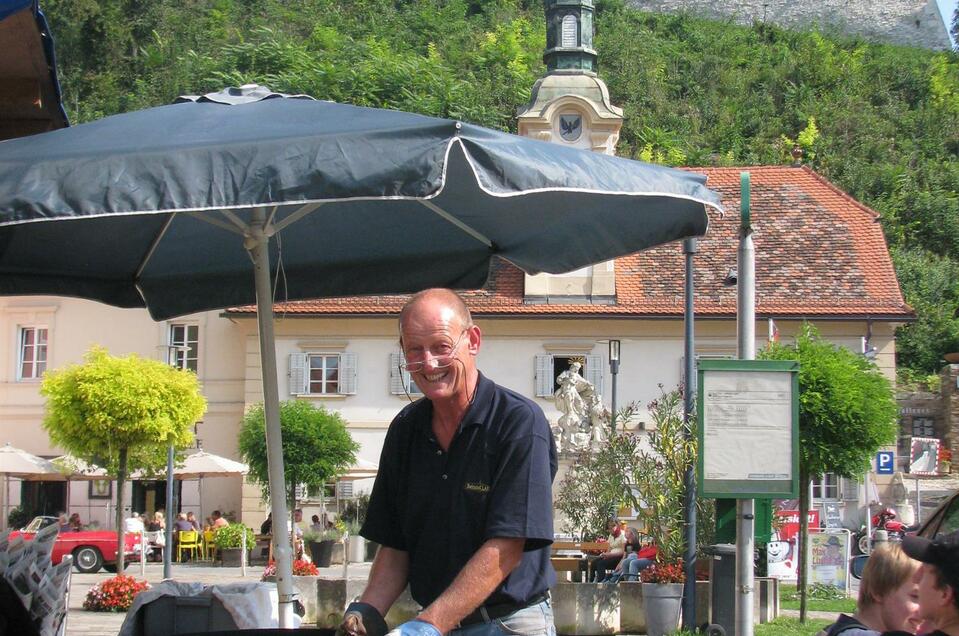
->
xmin=360 ymin=546 xmax=410 ymax=616
xmin=418 ymin=537 xmax=525 ymax=633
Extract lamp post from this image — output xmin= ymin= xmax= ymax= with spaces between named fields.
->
xmin=608 ymin=339 xmax=620 ymax=433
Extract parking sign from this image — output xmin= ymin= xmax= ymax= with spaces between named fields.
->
xmin=876 ymin=451 xmax=895 ymax=475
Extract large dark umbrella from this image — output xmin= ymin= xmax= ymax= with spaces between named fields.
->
xmin=0 ymin=85 xmax=721 ymax=625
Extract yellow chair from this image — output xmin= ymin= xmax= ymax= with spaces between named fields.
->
xmin=177 ymin=530 xmax=201 ymax=562
xmin=203 ymin=529 xmax=216 ymax=561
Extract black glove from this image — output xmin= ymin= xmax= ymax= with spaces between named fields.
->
xmin=336 ymin=601 xmax=389 ymax=636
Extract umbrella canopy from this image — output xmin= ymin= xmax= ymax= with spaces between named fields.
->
xmin=338 ymin=457 xmax=378 ymax=482
xmin=0 ymin=443 xmax=60 ymax=478
xmin=0 ymin=86 xmax=722 ymax=623
xmin=174 ymin=450 xmax=248 ymax=480
xmin=0 ymin=85 xmax=719 ymax=319
xmin=50 ymin=454 xmax=110 ymax=481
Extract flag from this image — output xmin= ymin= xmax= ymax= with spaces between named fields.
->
xmin=768 ymin=318 xmax=780 ymax=343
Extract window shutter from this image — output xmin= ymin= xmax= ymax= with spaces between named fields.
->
xmin=389 ymin=353 xmax=407 ymax=395
xmin=842 ymin=477 xmax=860 ymax=502
xmin=586 ymin=354 xmax=604 ymax=397
xmin=289 ymin=353 xmax=308 ymax=395
xmin=339 ymin=352 xmax=358 ymax=395
xmin=535 ymin=354 xmax=554 ymax=397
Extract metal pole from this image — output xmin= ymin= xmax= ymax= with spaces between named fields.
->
xmin=915 ymin=477 xmax=921 ymax=524
xmin=681 ymin=237 xmax=698 ymax=631
xmin=736 ymin=173 xmax=755 ymax=636
xmin=609 ymin=339 xmax=620 ymax=433
xmin=865 ymin=472 xmax=872 ymax=554
xmin=611 ymin=369 xmax=618 ymax=432
xmin=140 ymin=531 xmax=147 ymax=579
xmin=163 ymin=444 xmax=174 ymax=579
xmin=247 ymin=208 xmax=295 ymax=628
xmin=241 ymin=526 xmax=248 ymax=577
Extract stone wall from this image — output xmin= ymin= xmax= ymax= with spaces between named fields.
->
xmin=942 ymin=365 xmax=959 ymax=473
xmin=630 ymin=0 xmax=951 ymax=50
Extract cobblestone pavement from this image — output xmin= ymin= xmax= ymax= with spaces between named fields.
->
xmin=65 ymin=561 xmax=372 ymax=635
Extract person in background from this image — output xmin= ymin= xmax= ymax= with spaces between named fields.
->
xmin=174 ymin=512 xmax=193 ymax=531
xmin=311 ymin=514 xmax=324 ymax=533
xmin=211 ymin=510 xmax=229 ymax=529
xmin=57 ymin=513 xmax=69 ymax=532
xmin=67 ymin=513 xmax=83 ymax=531
xmin=261 ymin=512 xmax=273 ymax=535
xmin=817 ymin=544 xmax=920 ymax=636
xmin=592 ymin=519 xmax=626 ymax=582
xmin=147 ymin=511 xmax=165 ymax=532
xmin=894 ymin=530 xmax=959 ymax=636
xmin=187 ymin=511 xmax=201 ymax=531
xmin=124 ymin=512 xmax=145 ymax=534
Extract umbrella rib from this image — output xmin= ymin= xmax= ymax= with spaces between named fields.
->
xmin=135 ymin=213 xmax=176 ymax=280
xmin=271 ymin=202 xmax=324 ymax=234
xmin=419 ymin=200 xmax=493 ymax=248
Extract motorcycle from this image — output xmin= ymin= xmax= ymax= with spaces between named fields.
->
xmin=853 ymin=507 xmax=917 ymax=554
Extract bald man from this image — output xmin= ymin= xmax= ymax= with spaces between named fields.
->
xmin=339 ymin=289 xmax=558 ymax=636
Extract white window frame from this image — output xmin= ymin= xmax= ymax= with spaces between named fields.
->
xmin=168 ymin=323 xmax=199 ymax=372
xmin=17 ymin=325 xmax=48 ymax=381
xmin=812 ymin=473 xmax=840 ymax=501
xmin=289 ymin=351 xmax=357 ymax=396
xmin=533 ymin=353 xmax=603 ymax=398
xmin=389 ymin=352 xmax=423 ymax=397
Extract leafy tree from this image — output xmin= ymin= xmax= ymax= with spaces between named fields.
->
xmin=952 ymin=8 xmax=958 ymax=52
xmin=760 ymin=324 xmax=897 ymax=622
xmin=238 ymin=400 xmax=358 ymax=512
xmin=40 ymin=347 xmax=205 ymax=571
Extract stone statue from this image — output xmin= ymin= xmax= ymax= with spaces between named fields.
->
xmin=553 ymin=361 xmax=605 ymax=453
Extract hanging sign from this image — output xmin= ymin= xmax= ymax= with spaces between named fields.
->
xmin=698 ymin=359 xmax=799 ymax=498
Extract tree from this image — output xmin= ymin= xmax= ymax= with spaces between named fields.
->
xmin=760 ymin=324 xmax=898 ymax=622
xmin=238 ymin=400 xmax=358 ymax=512
xmin=40 ymin=347 xmax=205 ymax=571
xmin=952 ymin=7 xmax=958 ymax=52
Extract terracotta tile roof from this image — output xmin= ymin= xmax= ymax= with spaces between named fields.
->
xmin=226 ymin=165 xmax=913 ymax=320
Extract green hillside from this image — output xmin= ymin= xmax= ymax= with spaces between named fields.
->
xmin=43 ymin=0 xmax=959 ymax=376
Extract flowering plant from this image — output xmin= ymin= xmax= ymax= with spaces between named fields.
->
xmin=83 ymin=575 xmax=150 ymax=612
xmin=939 ymin=447 xmax=952 ymax=462
xmin=261 ymin=559 xmax=319 ymax=579
xmin=639 ymin=560 xmax=686 ymax=584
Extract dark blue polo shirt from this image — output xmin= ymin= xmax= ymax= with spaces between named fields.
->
xmin=361 ymin=372 xmax=558 ymax=609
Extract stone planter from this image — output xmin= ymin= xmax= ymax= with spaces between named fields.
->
xmin=219 ymin=547 xmax=245 ymax=567
xmin=308 ymin=540 xmax=335 ymax=567
xmin=331 ymin=541 xmax=345 ymax=565
xmin=264 ymin=575 xmax=319 ymax=624
xmin=641 ymin=583 xmax=682 ymax=636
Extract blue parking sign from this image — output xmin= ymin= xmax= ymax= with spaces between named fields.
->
xmin=876 ymin=451 xmax=895 ymax=475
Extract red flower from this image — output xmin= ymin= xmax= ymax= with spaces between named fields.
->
xmin=640 ymin=560 xmax=686 ymax=584
xmin=83 ymin=575 xmax=150 ymax=612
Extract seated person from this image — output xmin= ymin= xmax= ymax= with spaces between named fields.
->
xmin=211 ymin=510 xmax=229 ymax=529
xmin=187 ymin=511 xmax=201 ymax=531
xmin=892 ymin=530 xmax=959 ymax=636
xmin=592 ymin=519 xmax=627 ymax=582
xmin=174 ymin=512 xmax=193 ymax=532
xmin=68 ymin=513 xmax=83 ymax=531
xmin=817 ymin=543 xmax=920 ymax=636
xmin=124 ymin=512 xmax=145 ymax=533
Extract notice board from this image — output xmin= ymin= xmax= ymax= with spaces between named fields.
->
xmin=697 ymin=359 xmax=799 ymax=498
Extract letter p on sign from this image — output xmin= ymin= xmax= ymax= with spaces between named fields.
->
xmin=876 ymin=451 xmax=895 ymax=475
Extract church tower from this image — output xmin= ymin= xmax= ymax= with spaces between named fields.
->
xmin=518 ymin=0 xmax=622 ymax=302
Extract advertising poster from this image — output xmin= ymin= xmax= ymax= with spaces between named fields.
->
xmin=807 ymin=532 xmax=850 ymax=592
xmin=767 ymin=509 xmax=820 ymax=580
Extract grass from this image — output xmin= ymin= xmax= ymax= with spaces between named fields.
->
xmin=755 ymin=617 xmax=832 ymax=635
xmin=779 ymin=583 xmax=857 ymax=613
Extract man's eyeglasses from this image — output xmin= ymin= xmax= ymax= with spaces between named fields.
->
xmin=400 ymin=330 xmax=468 ymax=373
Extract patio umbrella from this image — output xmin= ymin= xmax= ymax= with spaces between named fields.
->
xmin=173 ymin=450 xmax=248 ymax=523
xmin=0 ymin=443 xmax=61 ymax=531
xmin=0 ymin=85 xmax=722 ymax=624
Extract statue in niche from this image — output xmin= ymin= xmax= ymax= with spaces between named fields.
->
xmin=553 ymin=361 xmax=607 ymax=452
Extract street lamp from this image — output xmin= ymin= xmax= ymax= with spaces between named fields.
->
xmin=608 ymin=339 xmax=620 ymax=433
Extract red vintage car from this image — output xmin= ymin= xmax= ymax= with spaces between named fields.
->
xmin=8 ymin=516 xmax=140 ymax=574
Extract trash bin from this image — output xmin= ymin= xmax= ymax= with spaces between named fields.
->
xmin=142 ymin=595 xmax=238 ymax=635
xmin=706 ymin=543 xmax=737 ymax=636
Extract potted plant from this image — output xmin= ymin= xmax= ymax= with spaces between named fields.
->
xmin=303 ymin=528 xmax=339 ymax=567
xmin=628 ymin=388 xmax=697 ymax=636
xmin=939 ymin=447 xmax=952 ymax=474
xmin=214 ymin=523 xmax=256 ymax=567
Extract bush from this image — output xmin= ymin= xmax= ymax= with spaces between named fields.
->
xmin=262 ymin=559 xmax=318 ymax=579
xmin=213 ymin=523 xmax=256 ymax=549
xmin=6 ymin=506 xmax=30 ymax=530
xmin=83 ymin=575 xmax=150 ymax=612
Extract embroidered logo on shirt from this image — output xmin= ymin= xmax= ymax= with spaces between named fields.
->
xmin=464 ymin=482 xmax=490 ymax=493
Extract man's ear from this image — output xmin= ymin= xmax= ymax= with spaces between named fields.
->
xmin=467 ymin=324 xmax=482 ymax=354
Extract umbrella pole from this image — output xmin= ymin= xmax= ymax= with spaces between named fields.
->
xmin=248 ymin=209 xmax=295 ymax=628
